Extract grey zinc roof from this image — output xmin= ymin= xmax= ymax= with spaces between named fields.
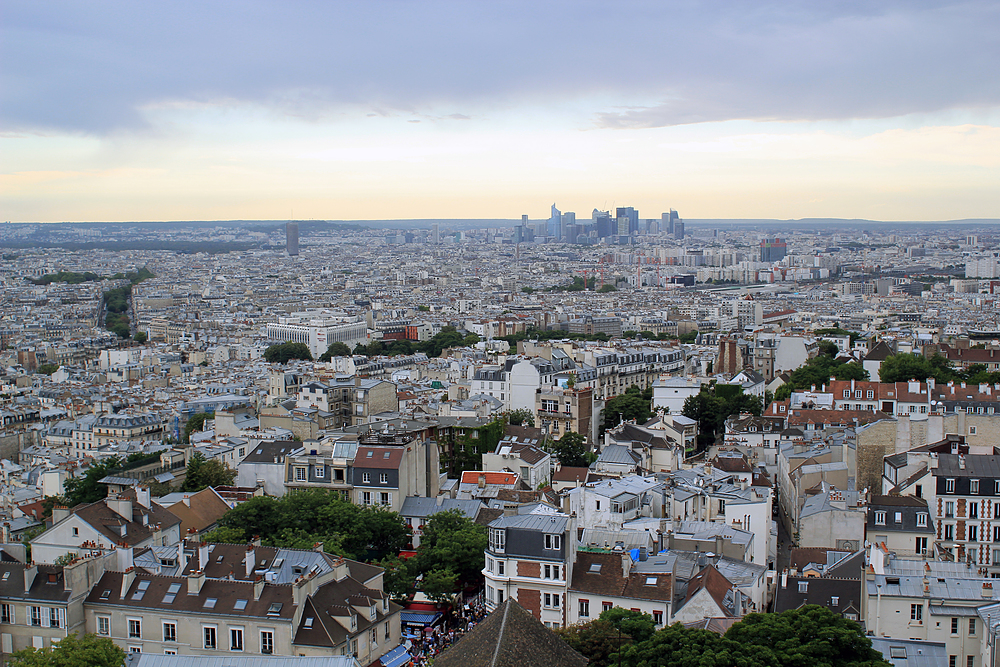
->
xmin=124 ymin=656 xmax=360 ymax=667
xmin=488 ymin=513 xmax=569 ymax=533
xmin=934 ymin=453 xmax=1000 ymax=477
xmin=869 ymin=637 xmax=946 ymax=667
xmin=399 ymin=497 xmax=483 ymax=520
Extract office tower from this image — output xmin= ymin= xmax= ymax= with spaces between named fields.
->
xmin=593 ymin=209 xmax=612 ymax=239
xmin=286 ymin=222 xmax=299 ymax=256
xmin=662 ymin=210 xmax=678 ymax=235
xmin=432 ymin=223 xmax=440 ymax=244
xmin=674 ymin=220 xmax=685 ymax=240
xmin=561 ymin=211 xmax=576 ymax=241
xmin=616 ymin=207 xmax=639 ymax=235
xmin=548 ymin=204 xmax=562 ymax=239
xmin=759 ymin=238 xmax=787 ymax=263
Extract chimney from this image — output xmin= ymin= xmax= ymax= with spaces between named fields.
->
xmin=187 ymin=570 xmax=206 ymax=596
xmin=780 ymin=569 xmax=788 ymax=589
xmin=52 ymin=506 xmax=71 ymax=524
xmin=106 ymin=496 xmax=133 ymax=522
xmin=23 ymin=564 xmax=37 ymax=593
xmin=199 ymin=542 xmax=209 ymax=570
xmin=117 ymin=546 xmax=134 ymax=571
xmin=182 ymin=494 xmax=191 ymax=507
xmin=253 ymin=575 xmax=265 ymax=601
xmin=120 ymin=567 xmax=136 ymax=599
xmin=478 ymin=474 xmax=486 ymax=489
xmin=245 ymin=545 xmax=255 ymax=579
xmin=177 ymin=542 xmax=187 ymax=571
xmin=622 ymin=552 xmax=631 ymax=578
xmin=135 ymin=487 xmax=150 ymax=509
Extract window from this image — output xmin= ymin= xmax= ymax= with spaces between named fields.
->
xmin=972 ymin=503 xmax=979 ymax=519
xmin=370 ymin=627 xmax=378 ymax=647
xmin=544 ymin=534 xmax=561 ymax=550
xmin=490 ymin=529 xmax=506 ymax=552
xmin=362 ymin=492 xmax=372 ymax=505
xmin=230 ymin=627 xmax=244 ymax=651
xmin=379 ymin=473 xmax=388 ymax=484
xmin=950 ymin=657 xmax=957 ymax=667
xmin=1 ymin=604 xmax=11 ymax=624
xmin=970 ymin=426 xmax=978 ymax=436
xmin=98 ymin=617 xmax=110 ymax=636
xmin=970 ymin=618 xmax=977 ymax=635
xmin=946 ymin=502 xmax=955 ymax=518
xmin=204 ymin=626 xmax=217 ymax=650
xmin=916 ymin=537 xmax=928 ymax=555
xmin=72 ymin=527 xmax=79 ymax=536
xmin=30 ymin=606 xmax=41 ymax=627
xmin=970 ymin=525 xmax=979 ymax=542
xmin=380 ymin=492 xmax=390 ymax=506
xmin=968 ymin=656 xmax=975 ymax=667
xmin=894 ymin=512 xmax=902 ymax=523
xmin=163 ymin=622 xmax=176 ymax=642
xmin=952 ymin=617 xmax=959 ymax=635
xmin=48 ymin=608 xmax=61 ymax=628
xmin=295 ymin=467 xmax=306 ymax=481
xmin=875 ymin=511 xmax=886 ymax=525
xmin=315 ymin=466 xmax=324 ymax=479
xmin=129 ymin=619 xmax=141 ymax=639
xmin=653 ymin=610 xmax=663 ymax=625
xmin=385 ymin=621 xmax=390 ymax=641
xmin=579 ymin=600 xmax=590 ymax=617
xmin=911 ymin=604 xmax=923 ymax=623
xmin=798 ymin=581 xmax=808 ymax=593
xmin=543 ymin=593 xmax=560 ymax=608
xmin=947 ymin=479 xmax=956 ymax=493
xmin=843 ymin=390 xmax=850 ymax=398
xmin=917 ymin=513 xmax=928 ymax=528
xmin=945 ymin=524 xmax=955 ymax=540
xmin=972 ymin=480 xmax=981 ymax=494
xmin=260 ymin=630 xmax=274 ymax=655
xmin=497 ymin=561 xmax=505 ymax=576
xmin=362 ymin=473 xmax=371 ymax=484
xmin=718 ymin=499 xmax=726 ymax=513
xmin=603 ymin=601 xmax=613 ymax=612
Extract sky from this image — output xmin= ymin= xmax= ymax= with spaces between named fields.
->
xmin=2 ymin=1 xmax=1000 ymax=223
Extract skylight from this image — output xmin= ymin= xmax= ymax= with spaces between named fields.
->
xmin=234 ymin=599 xmax=248 ymax=611
xmin=267 ymin=603 xmax=283 ymax=616
xmin=589 ymin=563 xmax=602 ymax=573
xmin=204 ymin=598 xmax=217 ymax=609
xmin=645 ymin=577 xmax=658 ymax=585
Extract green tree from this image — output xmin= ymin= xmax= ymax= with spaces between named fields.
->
xmin=678 ymin=331 xmax=698 ymax=343
xmin=597 ymin=284 xmax=617 ymax=292
xmin=818 ymin=339 xmax=839 ymax=357
xmin=410 ymin=509 xmax=488 ymax=590
xmin=420 ymin=568 xmax=459 ymax=603
xmin=201 ymin=526 xmax=247 ymax=544
xmin=7 ymin=632 xmax=124 ymax=667
xmin=378 ymin=554 xmax=417 ymax=603
xmin=724 ymin=605 xmax=889 ymax=667
xmin=682 ymin=384 xmax=763 ymax=450
xmin=62 ymin=457 xmax=123 ymax=507
xmin=505 ymin=408 xmax=535 ymax=427
xmin=878 ymin=353 xmax=955 ymax=384
xmin=551 ymin=431 xmax=590 ymax=468
xmin=180 ymin=453 xmax=236 ymax=492
xmin=183 ymin=412 xmax=214 ymax=443
xmin=133 ymin=331 xmax=148 ymax=344
xmin=36 ymin=363 xmax=59 ymax=375
xmin=599 ymin=608 xmax=656 ymax=643
xmin=555 ymin=619 xmax=631 ymax=667
xmin=319 ymin=341 xmax=352 ymax=361
xmin=263 ymin=342 xmax=312 ymax=364
xmin=463 ymin=333 xmax=481 ymax=346
xmin=603 ymin=384 xmax=654 ymax=432
xmin=418 ymin=326 xmax=465 ymax=357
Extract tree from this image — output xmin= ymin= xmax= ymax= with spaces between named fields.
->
xmin=599 ymin=608 xmax=656 ymax=643
xmin=878 ymin=353 xmax=955 ymax=384
xmin=379 ymin=554 xmax=416 ymax=602
xmin=180 ymin=453 xmax=236 ymax=492
xmin=597 ymin=284 xmax=617 ymax=292
xmin=678 ymin=331 xmax=698 ymax=344
xmin=682 ymin=384 xmax=763 ymax=450
xmin=133 ymin=331 xmax=148 ymax=344
xmin=7 ymin=632 xmax=124 ymax=667
xmin=551 ymin=431 xmax=590 ymax=468
xmin=555 ymin=619 xmax=631 ymax=667
xmin=603 ymin=384 xmax=653 ymax=433
xmin=63 ymin=457 xmax=123 ymax=507
xmin=505 ymin=408 xmax=535 ymax=427
xmin=420 ymin=568 xmax=459 ymax=603
xmin=724 ymin=605 xmax=889 ymax=666
xmin=410 ymin=509 xmax=488 ymax=590
xmin=319 ymin=341 xmax=352 ymax=361
xmin=36 ymin=363 xmax=59 ymax=375
xmin=463 ymin=333 xmax=481 ymax=346
xmin=263 ymin=342 xmax=312 ymax=364
xmin=818 ymin=339 xmax=839 ymax=357
xmin=183 ymin=412 xmax=214 ymax=442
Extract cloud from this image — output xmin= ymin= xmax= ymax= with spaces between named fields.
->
xmin=1 ymin=1 xmax=998 ymax=134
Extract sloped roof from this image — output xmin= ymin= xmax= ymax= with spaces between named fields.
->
xmin=433 ymin=598 xmax=588 ymax=667
xmin=166 ymin=488 xmax=231 ymax=534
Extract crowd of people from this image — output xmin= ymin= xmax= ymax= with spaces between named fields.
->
xmin=404 ymin=601 xmax=488 ymax=666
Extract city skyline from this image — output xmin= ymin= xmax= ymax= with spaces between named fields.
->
xmin=2 ymin=1 xmax=999 ymax=223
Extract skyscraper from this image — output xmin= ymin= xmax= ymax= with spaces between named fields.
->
xmin=759 ymin=238 xmax=787 ymax=263
xmin=548 ymin=204 xmax=562 ymax=239
xmin=673 ymin=220 xmax=685 ymax=240
xmin=616 ymin=207 xmax=639 ymax=235
xmin=431 ymin=223 xmax=440 ymax=244
xmin=286 ymin=222 xmax=299 ymax=256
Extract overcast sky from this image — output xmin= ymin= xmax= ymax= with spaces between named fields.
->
xmin=3 ymin=1 xmax=999 ymax=222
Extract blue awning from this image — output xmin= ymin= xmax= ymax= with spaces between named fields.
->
xmin=381 ymin=645 xmax=411 ymax=667
xmin=400 ymin=610 xmax=442 ymax=627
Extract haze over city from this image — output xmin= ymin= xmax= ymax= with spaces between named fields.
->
xmin=3 ymin=1 xmax=1000 ymax=223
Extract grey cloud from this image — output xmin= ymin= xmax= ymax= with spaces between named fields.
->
xmin=2 ymin=0 xmax=998 ymax=134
